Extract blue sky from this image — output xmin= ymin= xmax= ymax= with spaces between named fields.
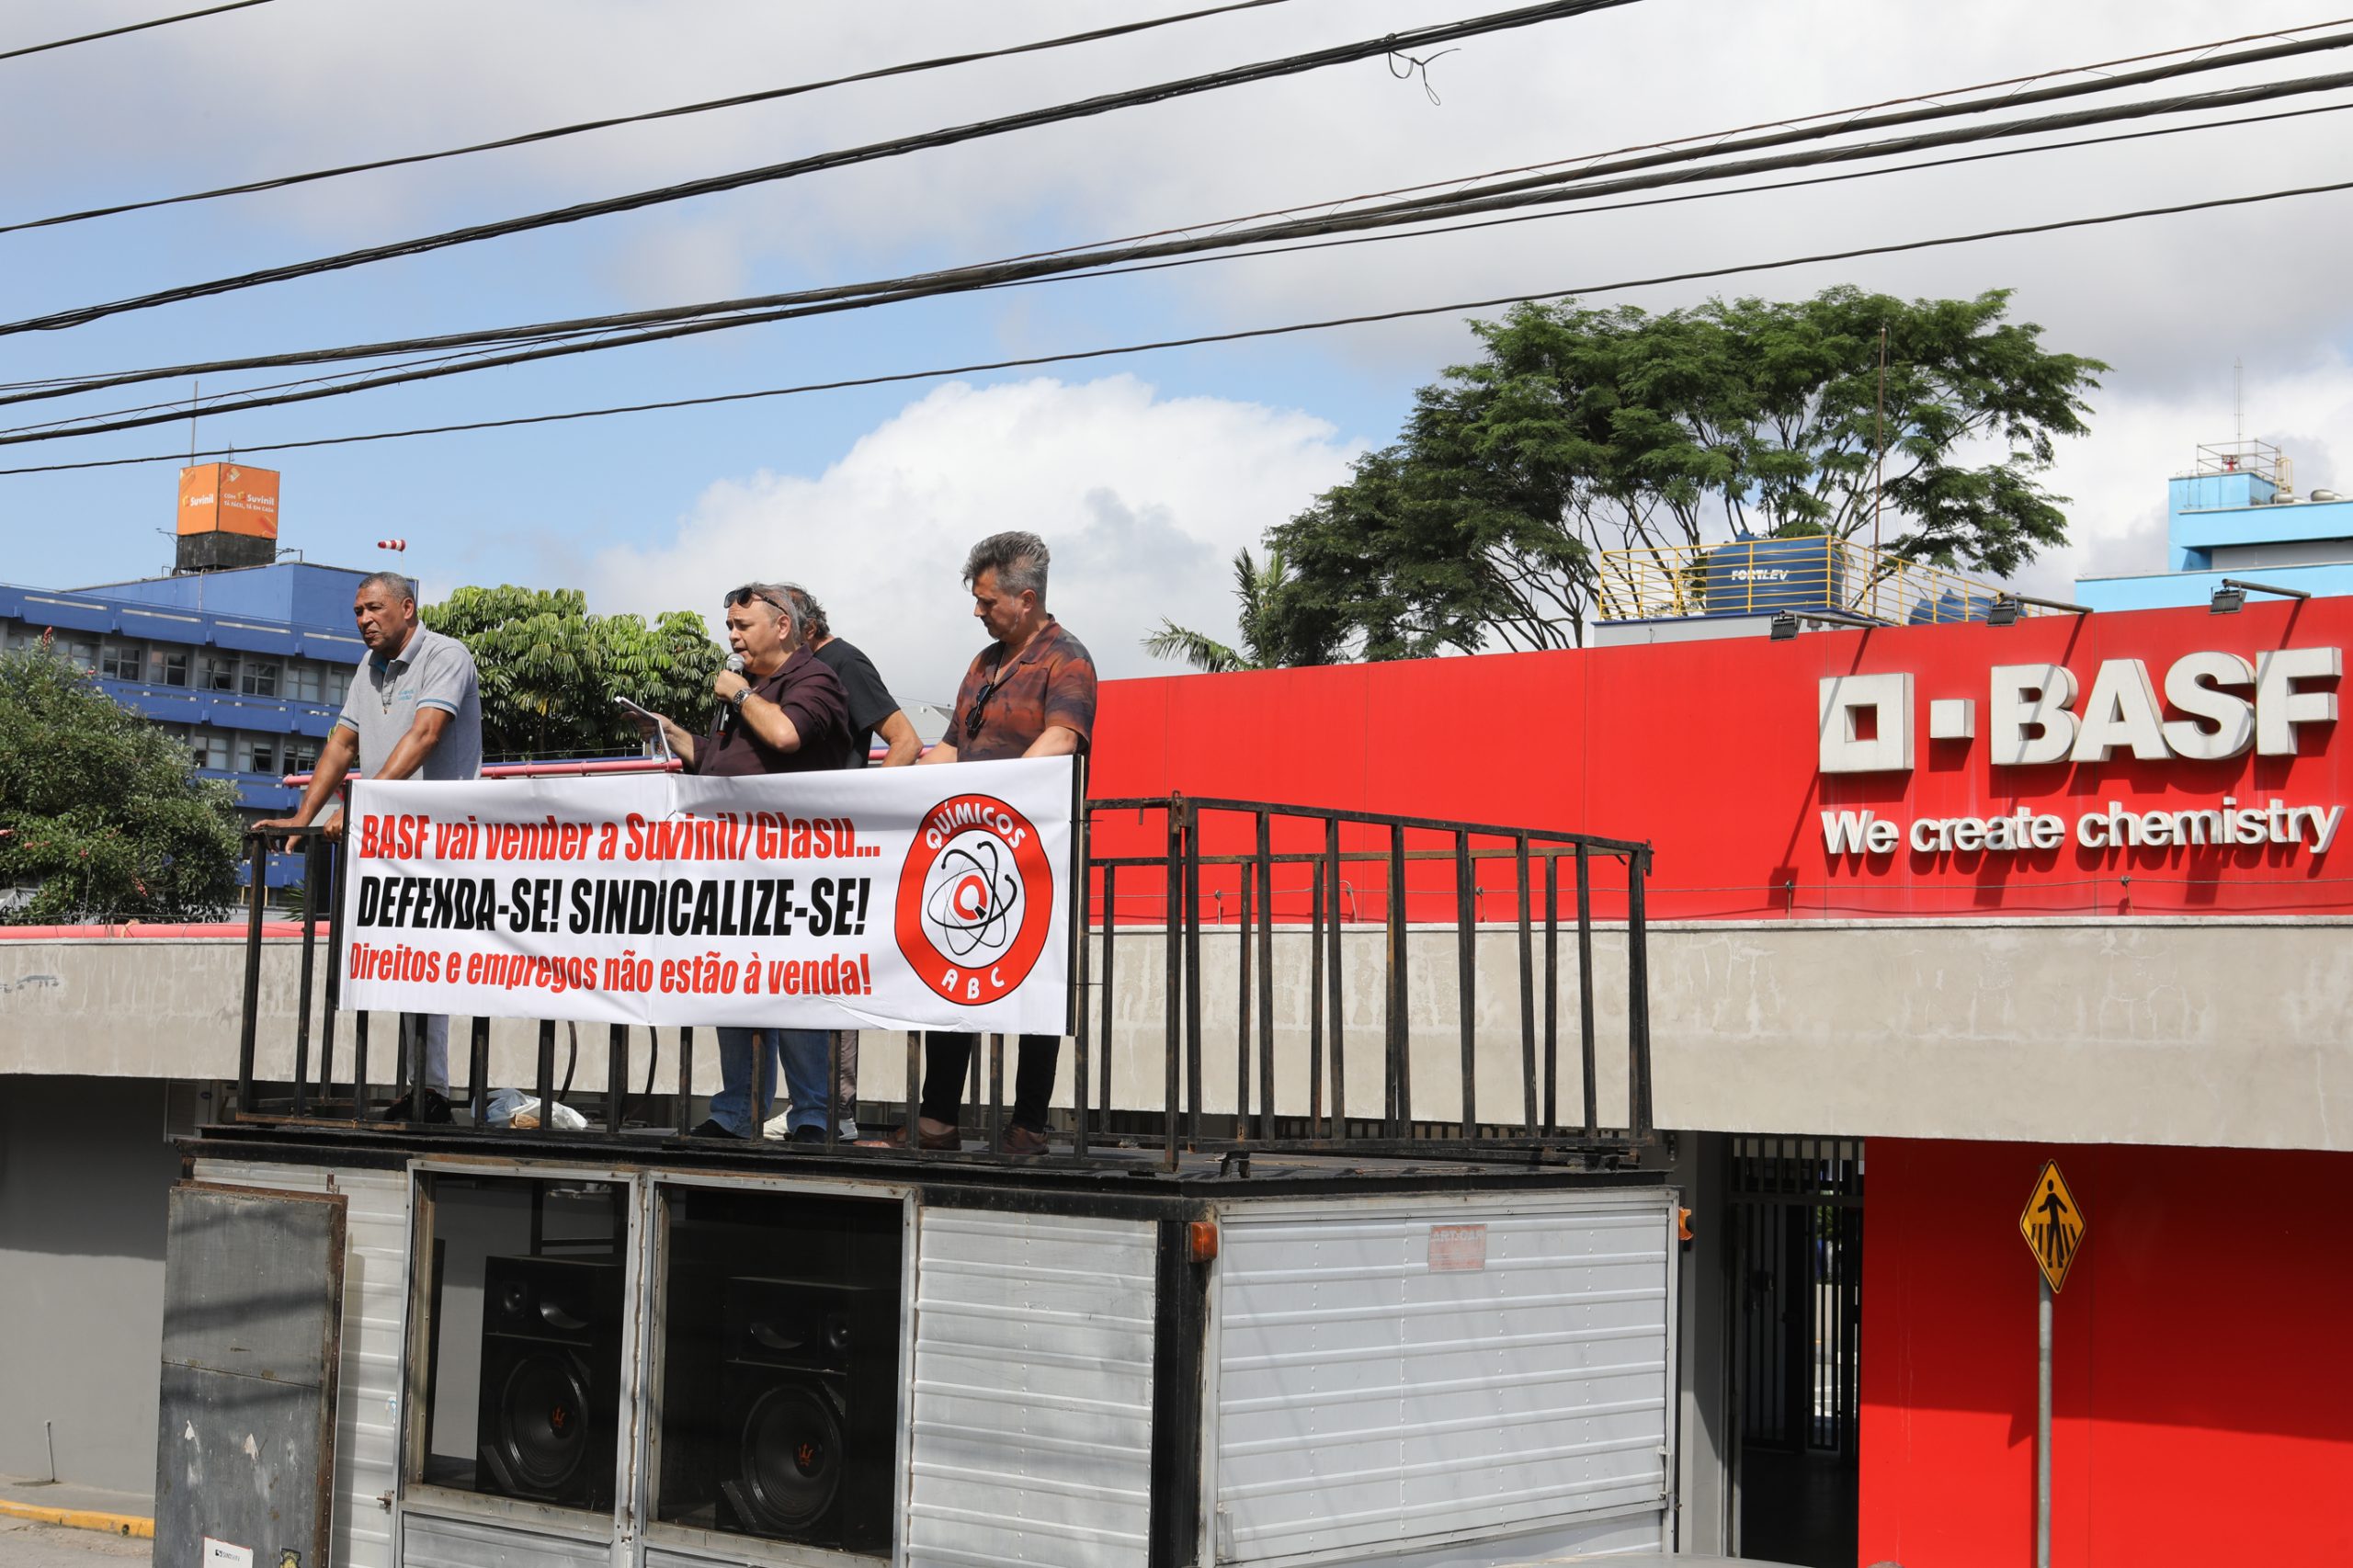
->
xmin=6 ymin=0 xmax=2353 ymax=691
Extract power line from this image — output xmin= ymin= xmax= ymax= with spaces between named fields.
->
xmin=10 ymin=19 xmax=2346 ymax=414
xmin=14 ymin=61 xmax=2353 ymax=440
xmin=0 ymin=331 xmax=619 ymax=436
xmin=1006 ymin=13 xmax=2353 ymax=262
xmin=28 ymin=94 xmax=2353 ymax=437
xmin=0 ymin=0 xmax=1644 ymax=340
xmin=8 ymin=173 xmax=2350 ymax=478
xmin=0 ymin=0 xmax=1303 ymax=237
xmin=1311 ymin=29 xmax=2353 ymax=227
xmin=0 ymin=0 xmax=274 ymax=64
xmin=1000 ymin=97 xmax=2353 ymax=289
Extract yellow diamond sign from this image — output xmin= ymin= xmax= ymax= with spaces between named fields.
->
xmin=2019 ymin=1159 xmax=2086 ymax=1293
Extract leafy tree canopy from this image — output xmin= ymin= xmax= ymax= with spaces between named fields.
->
xmin=422 ymin=585 xmax=725 ymax=761
xmin=1265 ymin=285 xmax=2106 ymax=655
xmin=0 ymin=642 xmax=244 ymax=924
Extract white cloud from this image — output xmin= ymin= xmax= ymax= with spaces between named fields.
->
xmin=584 ymin=374 xmax=1366 ymax=696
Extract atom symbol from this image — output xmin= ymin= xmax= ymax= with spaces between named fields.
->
xmin=922 ymin=835 xmax=1021 ymax=960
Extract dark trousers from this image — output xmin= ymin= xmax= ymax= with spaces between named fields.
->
xmin=919 ymin=1031 xmax=1059 ymax=1131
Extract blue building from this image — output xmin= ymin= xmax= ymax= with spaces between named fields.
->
xmin=2075 ymin=439 xmax=2353 ymax=609
xmin=1 ymin=544 xmax=369 ymax=892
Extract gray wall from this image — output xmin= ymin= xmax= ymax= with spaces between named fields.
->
xmin=0 ymin=1075 xmax=179 ymax=1494
xmin=8 ymin=917 xmax=2353 ymax=1149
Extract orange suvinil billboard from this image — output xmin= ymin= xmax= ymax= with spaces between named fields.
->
xmin=177 ymin=462 xmax=279 ymax=538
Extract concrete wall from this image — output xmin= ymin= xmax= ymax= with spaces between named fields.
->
xmin=0 ymin=1075 xmax=179 ymax=1493
xmin=8 ymin=917 xmax=2353 ymax=1150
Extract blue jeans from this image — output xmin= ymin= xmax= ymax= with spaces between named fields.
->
xmin=710 ymin=1027 xmax=857 ymax=1139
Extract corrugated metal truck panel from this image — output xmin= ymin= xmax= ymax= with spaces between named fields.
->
xmin=1213 ymin=1193 xmax=1673 ymax=1566
xmin=399 ymin=1509 xmax=608 ymax=1568
xmin=907 ymin=1210 xmax=1156 ymax=1568
xmin=194 ymin=1160 xmax=409 ymax=1568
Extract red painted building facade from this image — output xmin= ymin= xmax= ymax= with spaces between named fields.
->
xmin=1085 ymin=595 xmax=2353 ymax=1564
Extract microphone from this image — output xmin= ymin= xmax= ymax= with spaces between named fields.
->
xmin=721 ymin=653 xmax=745 ymax=733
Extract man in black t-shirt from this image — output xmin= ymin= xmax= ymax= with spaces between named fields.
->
xmin=776 ymin=584 xmax=921 ymax=1128
xmin=781 ymin=585 xmax=922 ymax=767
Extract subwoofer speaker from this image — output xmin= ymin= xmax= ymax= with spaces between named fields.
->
xmin=476 ymin=1255 xmax=622 ymax=1509
xmin=717 ymin=1275 xmax=892 ymax=1551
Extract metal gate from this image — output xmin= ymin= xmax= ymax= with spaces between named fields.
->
xmin=1731 ymin=1137 xmax=1862 ymax=1455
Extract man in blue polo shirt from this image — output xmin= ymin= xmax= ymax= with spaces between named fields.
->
xmin=257 ymin=570 xmax=483 ymax=1122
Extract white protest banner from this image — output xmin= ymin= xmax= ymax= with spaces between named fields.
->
xmin=337 ymin=756 xmax=1076 ymax=1033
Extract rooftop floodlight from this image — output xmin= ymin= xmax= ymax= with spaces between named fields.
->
xmin=1989 ymin=592 xmax=2091 ymax=624
xmin=1769 ymin=611 xmax=1800 ymax=641
xmin=2211 ymin=584 xmax=2246 ymax=615
xmin=2222 ymin=576 xmax=2313 ymax=602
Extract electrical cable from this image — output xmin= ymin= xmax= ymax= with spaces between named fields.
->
xmin=1004 ymin=14 xmax=2353 ymax=261
xmin=8 ymin=23 xmax=2348 ymax=415
xmin=1270 ymin=29 xmax=2353 ymax=230
xmin=0 ymin=0 xmax=1303 ymax=236
xmin=0 ymin=0 xmax=1644 ymax=340
xmin=7 ymin=171 xmax=2350 ymax=478
xmin=0 ymin=0 xmax=273 ymax=64
xmin=996 ymin=97 xmax=2353 ymax=290
xmin=3 ymin=13 xmax=2294 ymax=390
xmin=0 ymin=331 xmax=619 ymax=436
xmin=12 ymin=62 xmax=2353 ymax=442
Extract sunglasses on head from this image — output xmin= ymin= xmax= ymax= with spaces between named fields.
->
xmin=725 ymin=585 xmax=783 ymax=611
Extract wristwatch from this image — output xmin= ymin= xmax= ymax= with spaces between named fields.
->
xmin=729 ymin=687 xmax=752 ymax=710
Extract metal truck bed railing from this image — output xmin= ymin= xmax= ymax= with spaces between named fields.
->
xmin=233 ymin=794 xmax=1654 ymax=1168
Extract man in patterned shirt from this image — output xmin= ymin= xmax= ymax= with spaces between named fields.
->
xmin=890 ymin=530 xmax=1096 ymax=1156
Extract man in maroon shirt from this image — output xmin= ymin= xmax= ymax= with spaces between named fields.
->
xmin=636 ymin=584 xmax=856 ymax=1140
xmin=887 ymin=531 xmax=1097 ymax=1156
xmin=642 ymin=585 xmax=855 ymax=777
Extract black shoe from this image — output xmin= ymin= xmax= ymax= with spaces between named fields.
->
xmin=691 ymin=1118 xmax=744 ymax=1139
xmin=789 ymin=1125 xmax=825 ymax=1145
xmin=380 ymin=1088 xmax=452 ymax=1125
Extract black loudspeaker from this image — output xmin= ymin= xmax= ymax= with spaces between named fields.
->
xmin=476 ymin=1256 xmax=623 ymax=1509
xmin=717 ymin=1275 xmax=893 ymax=1551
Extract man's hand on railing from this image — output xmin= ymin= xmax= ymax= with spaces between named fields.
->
xmin=250 ymin=817 xmax=341 ymax=856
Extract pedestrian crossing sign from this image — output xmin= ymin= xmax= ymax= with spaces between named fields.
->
xmin=2019 ymin=1160 xmax=2086 ymax=1293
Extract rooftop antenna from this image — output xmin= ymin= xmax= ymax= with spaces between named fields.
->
xmin=2234 ymin=357 xmax=2244 ymax=447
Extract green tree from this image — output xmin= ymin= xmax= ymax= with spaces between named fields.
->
xmin=1269 ymin=286 xmax=2106 ymax=653
xmin=0 ymin=641 xmax=244 ymax=924
xmin=421 ymin=586 xmax=726 ymax=760
xmin=1142 ymin=546 xmax=1342 ymax=672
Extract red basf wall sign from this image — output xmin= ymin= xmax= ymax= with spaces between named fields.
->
xmin=1088 ymin=597 xmax=2347 ymax=918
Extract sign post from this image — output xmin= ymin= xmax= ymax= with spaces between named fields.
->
xmin=2037 ymin=1273 xmax=2052 ymax=1568
xmin=2019 ymin=1160 xmax=2086 ymax=1568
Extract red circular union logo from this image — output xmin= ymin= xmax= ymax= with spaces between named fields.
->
xmin=895 ymin=793 xmax=1055 ymax=1006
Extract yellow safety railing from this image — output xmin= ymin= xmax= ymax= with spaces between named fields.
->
xmin=1592 ymin=537 xmax=2052 ymax=626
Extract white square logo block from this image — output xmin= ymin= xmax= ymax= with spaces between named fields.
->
xmin=1929 ymin=698 xmax=1977 ymax=740
xmin=1819 ymin=672 xmax=1915 ymax=774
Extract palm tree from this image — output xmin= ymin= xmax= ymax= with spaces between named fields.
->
xmin=1142 ymin=546 xmax=1296 ymax=673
